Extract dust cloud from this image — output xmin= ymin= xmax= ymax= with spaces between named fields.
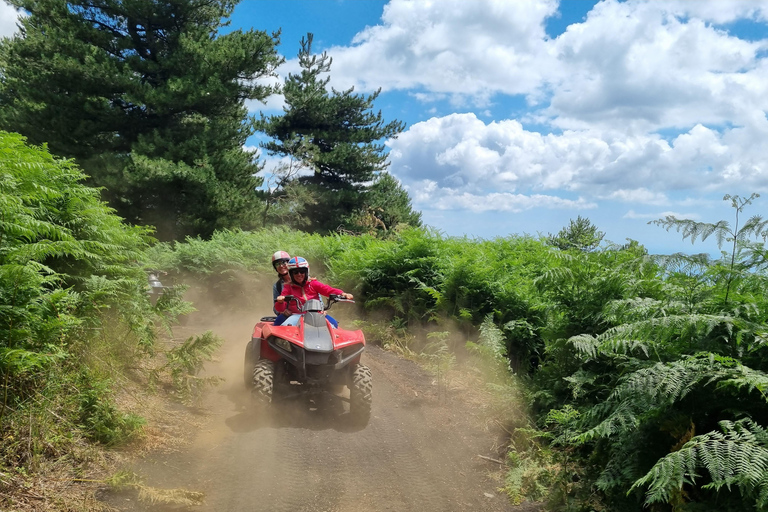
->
xmin=109 ymin=269 xmax=526 ymax=512
xmin=176 ymin=267 xmax=275 ymax=385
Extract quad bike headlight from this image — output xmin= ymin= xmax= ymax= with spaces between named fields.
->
xmin=274 ymin=338 xmax=292 ymax=352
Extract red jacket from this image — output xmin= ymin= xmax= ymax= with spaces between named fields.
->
xmin=275 ymin=280 xmax=344 ymax=315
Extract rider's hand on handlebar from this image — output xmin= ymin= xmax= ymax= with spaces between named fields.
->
xmin=276 ymin=295 xmax=284 ymax=302
xmin=343 ymin=293 xmax=354 ymax=300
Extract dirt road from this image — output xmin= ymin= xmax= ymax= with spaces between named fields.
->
xmin=103 ymin=305 xmax=539 ymax=512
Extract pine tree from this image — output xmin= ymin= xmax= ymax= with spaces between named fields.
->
xmin=0 ymin=0 xmax=282 ymax=240
xmin=347 ymin=172 xmax=422 ymax=235
xmin=547 ymin=215 xmax=605 ymax=252
xmin=257 ymin=33 xmax=408 ymax=233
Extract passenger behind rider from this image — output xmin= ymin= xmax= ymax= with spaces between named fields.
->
xmin=274 ymin=256 xmax=353 ymax=327
xmin=270 ymin=250 xmax=292 ymax=325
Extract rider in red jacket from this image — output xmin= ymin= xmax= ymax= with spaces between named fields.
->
xmin=274 ymin=257 xmax=353 ymax=324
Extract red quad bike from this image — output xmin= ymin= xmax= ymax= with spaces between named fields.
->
xmin=244 ymin=294 xmax=372 ymax=425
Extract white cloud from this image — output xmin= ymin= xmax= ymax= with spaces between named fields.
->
xmin=0 ymin=1 xmax=22 ymax=38
xmin=547 ymin=0 xmax=768 ymax=132
xmin=623 ymin=209 xmax=701 ymax=220
xmin=388 ymin=112 xmax=768 ymax=214
xmin=311 ymin=0 xmax=768 ymax=135
xmin=604 ymin=189 xmax=668 ymax=204
xmin=246 ymin=93 xmax=285 ymax=115
xmin=324 ymin=0 xmax=559 ymax=99
xmin=666 ymin=0 xmax=768 ymax=24
xmin=409 ymin=178 xmax=596 ymax=212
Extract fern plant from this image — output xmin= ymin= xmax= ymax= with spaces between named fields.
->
xmin=0 ymin=132 xmax=189 ymax=476
xmin=521 ymin=199 xmax=768 ymax=511
xmin=651 ymin=194 xmax=768 ymax=307
xmin=631 ymin=418 xmax=768 ymax=510
xmin=555 ymin=301 xmax=768 ymax=509
xmin=158 ymin=331 xmax=223 ymax=404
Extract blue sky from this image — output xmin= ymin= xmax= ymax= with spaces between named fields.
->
xmin=235 ymin=0 xmax=768 ymax=257
xmin=3 ymin=0 xmax=768 ymax=256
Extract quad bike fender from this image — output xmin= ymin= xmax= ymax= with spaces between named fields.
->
xmin=251 ymin=320 xmax=281 ymax=340
xmin=333 ymin=343 xmax=365 ymax=370
xmin=244 ymin=337 xmax=259 ymax=364
xmin=332 ymin=329 xmax=366 ymax=348
xmin=262 ymin=324 xmax=304 ymax=347
xmin=250 ymin=322 xmax=295 ymax=361
xmin=259 ymin=337 xmax=280 ymax=361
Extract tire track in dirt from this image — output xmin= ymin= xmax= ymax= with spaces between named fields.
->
xmin=102 ymin=307 xmax=539 ymax=512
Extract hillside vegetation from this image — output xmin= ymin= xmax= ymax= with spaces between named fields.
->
xmin=146 ymin=198 xmax=768 ymax=511
xmin=0 ymin=132 xmax=219 ymax=509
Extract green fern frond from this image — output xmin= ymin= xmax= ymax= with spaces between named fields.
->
xmin=631 ymin=418 xmax=768 ymax=508
xmin=575 ymin=353 xmax=768 ymax=451
xmin=163 ymin=331 xmax=223 ymax=402
xmin=719 ymin=365 xmax=768 ymax=399
xmin=478 ymin=315 xmax=507 ymax=360
xmin=652 ymin=252 xmax=714 ymax=275
xmin=574 ymin=354 xmax=744 ymax=443
xmin=738 ymin=214 xmax=768 ymax=241
xmin=0 ymin=347 xmax=65 ymax=373
xmin=608 ymin=354 xmax=738 ymax=404
xmin=568 ymin=334 xmax=600 ymax=359
xmin=574 ymin=313 xmax=737 ymax=358
xmin=576 ymin=399 xmax=640 ymax=443
xmin=534 ymin=267 xmax=575 ymax=290
xmin=563 ymin=369 xmax=599 ymax=399
xmin=365 ymin=296 xmax=405 ymax=314
xmin=650 ymin=216 xmax=729 ymax=247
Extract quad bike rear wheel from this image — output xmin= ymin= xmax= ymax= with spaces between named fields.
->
xmin=251 ymin=359 xmax=275 ymax=407
xmin=349 ymin=364 xmax=372 ymax=425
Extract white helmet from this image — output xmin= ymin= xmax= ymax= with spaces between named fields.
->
xmin=271 ymin=250 xmax=291 ymax=269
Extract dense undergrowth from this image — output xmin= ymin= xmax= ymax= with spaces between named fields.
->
xmin=148 ymin=204 xmax=768 ymax=511
xmin=6 ymin=130 xmax=768 ymax=511
xmin=0 ymin=132 xmax=220 ymax=510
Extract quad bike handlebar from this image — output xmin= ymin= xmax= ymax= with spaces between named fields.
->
xmin=280 ymin=294 xmax=354 ymax=312
xmin=329 ymin=293 xmax=355 ymax=304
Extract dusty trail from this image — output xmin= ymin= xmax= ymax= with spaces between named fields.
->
xmin=104 ymin=303 xmax=538 ymax=512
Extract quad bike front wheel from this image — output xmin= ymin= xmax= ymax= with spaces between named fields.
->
xmin=243 ymin=338 xmax=258 ymax=388
xmin=251 ymin=359 xmax=275 ymax=407
xmin=349 ymin=364 xmax=372 ymax=425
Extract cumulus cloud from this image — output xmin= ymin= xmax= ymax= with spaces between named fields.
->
xmin=668 ymin=0 xmax=768 ymax=24
xmin=388 ymin=113 xmax=768 ymax=214
xmin=604 ymin=189 xmax=669 ymax=204
xmin=408 ymin=178 xmax=596 ymax=212
xmin=309 ymin=0 xmax=768 ymax=133
xmin=547 ymin=0 xmax=768 ymax=132
xmin=246 ymin=93 xmax=285 ymax=115
xmin=323 ymin=0 xmax=559 ymax=101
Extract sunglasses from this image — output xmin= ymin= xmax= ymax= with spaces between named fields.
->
xmin=273 ymin=259 xmax=289 ymax=267
xmin=290 ymin=268 xmax=308 ymax=275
